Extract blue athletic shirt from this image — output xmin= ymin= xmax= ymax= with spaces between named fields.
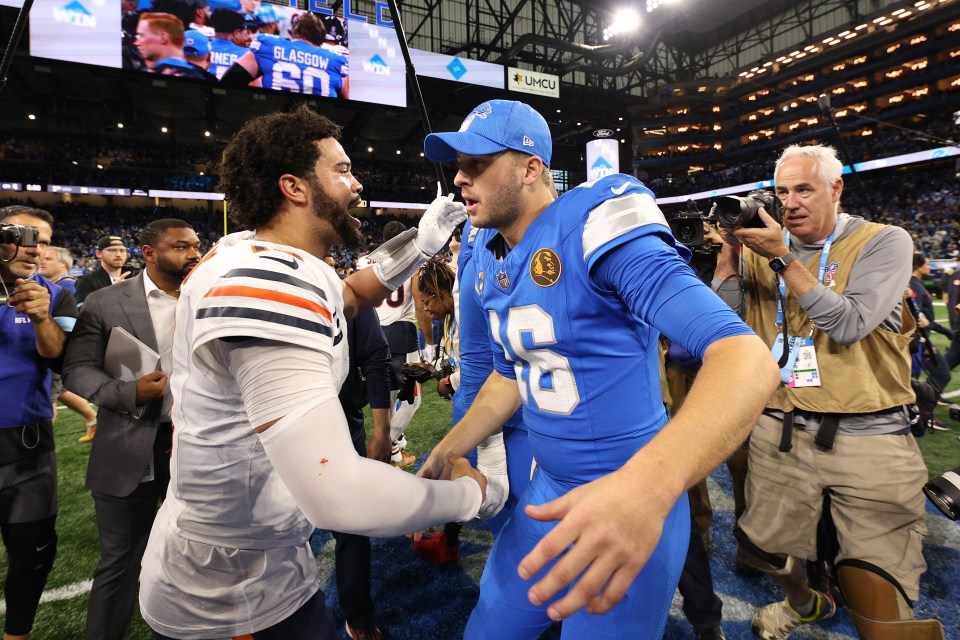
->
xmin=251 ymin=34 xmax=348 ymax=97
xmin=455 ymin=219 xmax=524 ymax=432
xmin=0 ymin=275 xmax=77 ymax=429
xmin=472 ymin=174 xmax=751 ymax=483
xmin=210 ymin=38 xmax=249 ymax=80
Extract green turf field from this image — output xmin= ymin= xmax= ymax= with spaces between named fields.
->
xmin=2 ymin=306 xmax=959 ymax=638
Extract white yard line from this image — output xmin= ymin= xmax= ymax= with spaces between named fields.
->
xmin=0 ymin=579 xmax=92 ymax=615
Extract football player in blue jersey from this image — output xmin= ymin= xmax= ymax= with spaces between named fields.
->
xmin=419 ymin=100 xmax=779 ymax=640
xmin=222 ymin=11 xmax=349 ymax=98
xmin=207 ymin=9 xmax=253 ymax=80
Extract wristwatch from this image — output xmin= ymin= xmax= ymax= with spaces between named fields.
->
xmin=769 ymin=251 xmax=797 ymax=274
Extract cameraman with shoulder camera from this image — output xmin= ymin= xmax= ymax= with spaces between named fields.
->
xmin=713 ymin=144 xmax=942 ymax=639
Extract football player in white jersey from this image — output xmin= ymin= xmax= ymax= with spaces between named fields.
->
xmin=139 ymin=105 xmax=490 ymax=640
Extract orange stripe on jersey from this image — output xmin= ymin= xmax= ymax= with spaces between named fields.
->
xmin=232 ymin=635 xmax=254 ymax=640
xmin=205 ymin=285 xmax=332 ymax=322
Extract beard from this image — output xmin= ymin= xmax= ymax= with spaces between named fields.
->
xmin=309 ymin=176 xmax=363 ymax=250
xmin=469 ymin=175 xmax=524 ymax=230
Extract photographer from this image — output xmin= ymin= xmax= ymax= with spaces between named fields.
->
xmin=713 ymin=144 xmax=942 ymax=639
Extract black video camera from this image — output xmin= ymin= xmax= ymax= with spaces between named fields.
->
xmin=713 ymin=190 xmax=783 ymax=229
xmin=0 ymin=224 xmax=40 ymax=248
xmin=0 ymin=224 xmax=40 ymax=263
xmin=667 ymin=200 xmax=716 ymax=255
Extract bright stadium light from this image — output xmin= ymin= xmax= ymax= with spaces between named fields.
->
xmin=646 ymin=0 xmax=678 ymax=12
xmin=117 ymin=123 xmax=124 ymax=128
xmin=603 ymin=8 xmax=641 ymax=40
xmin=204 ymin=130 xmax=211 ymax=137
xmin=161 ymin=126 xmax=168 ymax=133
xmin=28 ymin=114 xmax=35 ymax=120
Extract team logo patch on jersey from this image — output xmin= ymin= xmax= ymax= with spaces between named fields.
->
xmin=496 ymin=270 xmax=510 ymax=289
xmin=476 ymin=271 xmax=485 ymax=296
xmin=530 ymin=248 xmax=561 ymax=287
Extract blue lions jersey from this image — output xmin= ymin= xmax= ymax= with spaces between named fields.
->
xmin=210 ymin=38 xmax=248 ymax=80
xmin=472 ymin=174 xmax=750 ymax=484
xmin=251 ymin=34 xmax=348 ymax=97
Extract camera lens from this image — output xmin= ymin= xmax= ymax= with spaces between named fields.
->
xmin=674 ymin=223 xmax=699 ymax=245
xmin=923 ymin=467 xmax=960 ymax=520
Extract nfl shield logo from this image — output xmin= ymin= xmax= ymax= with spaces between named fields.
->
xmin=497 ymin=270 xmax=510 ymax=289
xmin=824 ymin=261 xmax=839 ymax=284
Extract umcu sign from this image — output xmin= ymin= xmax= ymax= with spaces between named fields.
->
xmin=507 ymin=67 xmax=559 ymax=98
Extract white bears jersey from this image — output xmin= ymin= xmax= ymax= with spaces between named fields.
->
xmin=140 ymin=231 xmax=349 ymax=637
xmin=356 ymin=255 xmax=416 ymax=327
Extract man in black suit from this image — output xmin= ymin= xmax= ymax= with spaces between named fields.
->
xmin=63 ymin=219 xmax=201 ymax=640
xmin=75 ymin=235 xmax=133 ymax=305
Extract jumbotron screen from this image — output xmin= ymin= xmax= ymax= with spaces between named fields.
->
xmin=25 ymin=0 xmax=505 ymax=107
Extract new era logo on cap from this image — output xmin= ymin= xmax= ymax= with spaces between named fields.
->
xmin=424 ymin=100 xmax=552 ymax=167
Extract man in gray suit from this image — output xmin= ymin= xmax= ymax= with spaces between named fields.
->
xmin=63 ymin=218 xmax=201 ymax=640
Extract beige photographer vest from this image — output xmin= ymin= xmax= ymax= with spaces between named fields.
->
xmin=743 ymin=221 xmax=915 ymax=414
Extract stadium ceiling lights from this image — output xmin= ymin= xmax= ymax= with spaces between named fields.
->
xmin=603 ymin=8 xmax=641 ymax=41
xmin=161 ymin=127 xmax=168 ymax=133
xmin=204 ymin=131 xmax=211 ymax=137
xmin=28 ymin=114 xmax=35 ymax=120
xmin=117 ymin=123 xmax=124 ymax=128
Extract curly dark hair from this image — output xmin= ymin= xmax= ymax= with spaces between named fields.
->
xmin=219 ymin=104 xmax=342 ymax=230
xmin=416 ymin=258 xmax=456 ymax=299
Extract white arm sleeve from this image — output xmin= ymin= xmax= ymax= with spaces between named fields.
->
xmin=222 ymin=339 xmax=483 ymax=536
xmin=256 ymin=397 xmax=482 ymax=536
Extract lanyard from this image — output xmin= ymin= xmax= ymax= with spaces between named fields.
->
xmin=776 ymin=228 xmax=835 ymax=327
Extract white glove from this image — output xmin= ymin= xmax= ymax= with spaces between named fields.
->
xmin=414 ymin=183 xmax=467 ymax=258
xmin=476 ymin=432 xmax=509 ymax=520
xmin=421 ymin=343 xmax=436 ymax=364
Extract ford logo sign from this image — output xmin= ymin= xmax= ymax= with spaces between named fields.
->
xmin=593 ymin=129 xmax=614 ymax=138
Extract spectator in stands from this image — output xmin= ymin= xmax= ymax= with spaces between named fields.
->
xmin=39 ymin=246 xmax=99 ymax=442
xmin=714 ymin=144 xmax=943 ymax=639
xmin=0 ymin=205 xmax=77 ymax=640
xmin=75 ymin=235 xmax=132 ymax=305
xmin=63 ymin=218 xmax=201 ymax=640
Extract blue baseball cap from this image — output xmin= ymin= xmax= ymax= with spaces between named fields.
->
xmin=255 ymin=4 xmax=279 ymax=23
xmin=424 ymin=100 xmax=552 ymax=167
xmin=183 ymin=30 xmax=211 ymax=56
